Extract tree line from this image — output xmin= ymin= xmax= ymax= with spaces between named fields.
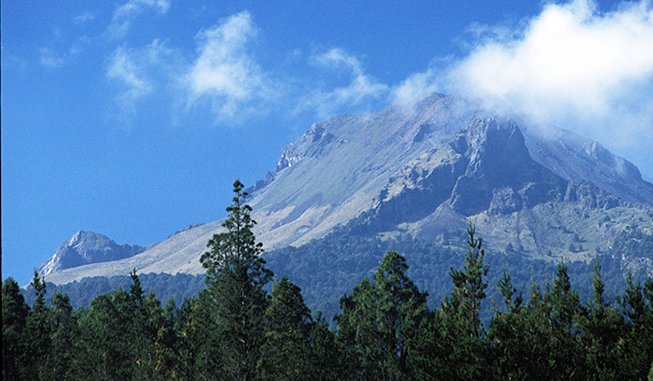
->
xmin=3 ymin=180 xmax=653 ymax=380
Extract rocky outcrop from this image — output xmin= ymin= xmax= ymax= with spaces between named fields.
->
xmin=38 ymin=231 xmax=145 ymax=277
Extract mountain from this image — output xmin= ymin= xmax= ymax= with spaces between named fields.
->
xmin=39 ymin=231 xmax=145 ymax=277
xmin=41 ymin=95 xmax=653 ymax=289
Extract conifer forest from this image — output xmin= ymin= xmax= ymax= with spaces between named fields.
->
xmin=3 ymin=181 xmax=653 ymax=381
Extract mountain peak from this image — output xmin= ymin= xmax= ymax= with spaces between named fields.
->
xmin=41 ymin=94 xmax=653 ymax=285
xmin=66 ymin=230 xmax=102 ymax=246
xmin=39 ymin=231 xmax=145 ymax=278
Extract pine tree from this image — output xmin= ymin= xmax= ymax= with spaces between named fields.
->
xmin=422 ymin=224 xmax=489 ymax=381
xmin=448 ymin=224 xmax=489 ymax=338
xmin=337 ymin=251 xmax=427 ymax=381
xmin=545 ymin=262 xmax=586 ymax=380
xmin=374 ymin=251 xmax=428 ymax=379
xmin=201 ymin=179 xmax=270 ymax=283
xmin=2 ymin=278 xmax=30 ymax=381
xmin=200 ymin=179 xmax=273 ymax=381
xmin=308 ymin=311 xmax=346 ymax=381
xmin=72 ymin=289 xmax=135 ymax=380
xmin=153 ymin=299 xmax=179 ymax=379
xmin=42 ymin=292 xmax=76 ymax=381
xmin=620 ymin=274 xmax=653 ymax=380
xmin=259 ymin=277 xmax=313 ymax=381
xmin=583 ymin=259 xmax=627 ymax=381
xmin=24 ymin=271 xmax=52 ymax=381
xmin=128 ymin=270 xmax=161 ymax=380
xmin=174 ymin=293 xmax=220 ymax=380
xmin=337 ymin=278 xmax=382 ymax=380
xmin=487 ymin=271 xmax=530 ymax=380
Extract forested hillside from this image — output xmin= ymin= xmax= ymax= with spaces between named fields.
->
xmin=4 ymin=181 xmax=653 ymax=380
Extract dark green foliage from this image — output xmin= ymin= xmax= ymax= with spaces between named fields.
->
xmin=582 ymin=260 xmax=627 ymax=380
xmin=22 ymin=273 xmax=207 ymax=310
xmin=544 ymin=263 xmax=587 ymax=380
xmin=259 ymin=277 xmax=313 ymax=381
xmin=74 ymin=289 xmax=136 ymax=379
xmin=264 ymin=228 xmax=631 ymax=322
xmin=4 ymin=246 xmax=653 ymax=380
xmin=619 ymin=274 xmax=653 ymax=380
xmin=4 ymin=186 xmax=653 ymax=380
xmin=448 ymin=225 xmax=489 ymax=338
xmin=2 ymin=278 xmax=29 ymax=381
xmin=308 ymin=312 xmax=346 ymax=381
xmin=411 ymin=226 xmax=490 ymax=381
xmin=24 ymin=271 xmax=52 ymax=381
xmin=201 ymin=179 xmax=269 ymax=283
xmin=24 ymin=236 xmax=632 ymax=322
xmin=42 ymin=292 xmax=76 ymax=381
xmin=174 ymin=291 xmax=222 ymax=380
xmin=337 ymin=251 xmax=428 ymax=381
xmin=201 ymin=179 xmax=273 ymax=381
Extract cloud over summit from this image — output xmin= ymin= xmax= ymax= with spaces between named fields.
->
xmin=95 ymin=1 xmax=652 ymax=178
xmin=447 ymin=0 xmax=653 ymax=122
xmin=394 ymin=0 xmax=653 ymax=177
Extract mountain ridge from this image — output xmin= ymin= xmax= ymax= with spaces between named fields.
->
xmin=38 ymin=231 xmax=145 ymax=278
xmin=40 ymin=94 xmax=653 ymax=285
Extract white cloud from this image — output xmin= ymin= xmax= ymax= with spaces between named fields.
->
xmin=392 ymin=68 xmax=440 ymax=109
xmin=447 ymin=0 xmax=653 ymax=122
xmin=184 ymin=11 xmax=274 ymax=120
xmin=394 ymin=0 xmax=653 ymax=177
xmin=109 ymin=0 xmax=170 ymax=39
xmin=303 ymin=48 xmax=388 ymax=117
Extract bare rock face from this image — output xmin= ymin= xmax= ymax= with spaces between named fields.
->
xmin=447 ymin=118 xmax=568 ymax=216
xmin=40 ymin=94 xmax=653 ymax=284
xmin=38 ymin=231 xmax=145 ymax=277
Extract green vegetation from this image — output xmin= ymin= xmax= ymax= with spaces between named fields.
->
xmin=4 ymin=180 xmax=653 ymax=380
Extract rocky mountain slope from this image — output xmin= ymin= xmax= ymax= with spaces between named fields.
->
xmin=38 ymin=231 xmax=145 ymax=277
xmin=41 ymin=95 xmax=653 ymax=285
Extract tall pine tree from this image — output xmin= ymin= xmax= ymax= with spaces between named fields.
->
xmin=201 ymin=179 xmax=273 ymax=381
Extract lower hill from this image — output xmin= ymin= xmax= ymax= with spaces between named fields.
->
xmin=25 ymin=229 xmax=638 ymax=323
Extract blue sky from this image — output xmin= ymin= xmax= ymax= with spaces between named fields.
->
xmin=3 ymin=0 xmax=652 ymax=285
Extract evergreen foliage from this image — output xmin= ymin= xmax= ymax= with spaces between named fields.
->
xmin=2 ymin=277 xmax=29 ymax=381
xmin=200 ymin=179 xmax=273 ymax=381
xmin=259 ymin=277 xmax=313 ymax=381
xmin=4 ymin=181 xmax=653 ymax=380
xmin=24 ymin=271 xmax=52 ymax=381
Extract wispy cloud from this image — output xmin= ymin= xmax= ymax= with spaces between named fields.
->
xmin=184 ymin=11 xmax=275 ymax=121
xmin=303 ymin=48 xmax=388 ymax=118
xmin=38 ymin=37 xmax=90 ymax=69
xmin=74 ymin=11 xmax=96 ymax=24
xmin=108 ymin=0 xmax=170 ymax=39
xmin=39 ymin=48 xmax=66 ymax=68
xmin=106 ymin=40 xmax=173 ymax=116
xmin=391 ymin=67 xmax=440 ymax=109
xmin=107 ymin=47 xmax=153 ymax=113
